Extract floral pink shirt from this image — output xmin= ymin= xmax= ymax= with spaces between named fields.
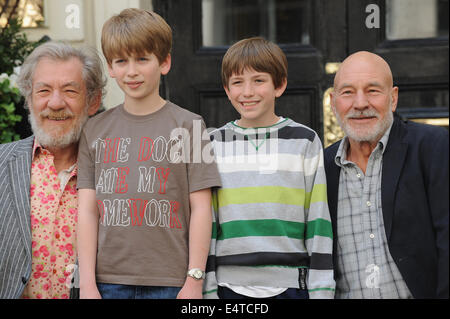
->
xmin=21 ymin=141 xmax=78 ymax=299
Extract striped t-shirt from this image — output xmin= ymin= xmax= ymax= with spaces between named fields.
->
xmin=203 ymin=118 xmax=335 ymax=299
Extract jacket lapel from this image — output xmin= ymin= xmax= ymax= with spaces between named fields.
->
xmin=381 ymin=116 xmax=408 ymax=241
xmin=8 ymin=137 xmax=33 ymax=259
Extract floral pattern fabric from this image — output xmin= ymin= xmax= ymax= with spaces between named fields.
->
xmin=21 ymin=142 xmax=78 ymax=299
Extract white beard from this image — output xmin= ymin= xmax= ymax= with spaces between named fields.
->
xmin=28 ymin=105 xmax=89 ymax=149
xmin=335 ymin=104 xmax=394 ymax=143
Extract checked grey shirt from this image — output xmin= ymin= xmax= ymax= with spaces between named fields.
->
xmin=334 ymin=125 xmax=413 ymax=299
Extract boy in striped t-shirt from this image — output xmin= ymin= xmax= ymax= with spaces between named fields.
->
xmin=203 ymin=37 xmax=335 ymax=299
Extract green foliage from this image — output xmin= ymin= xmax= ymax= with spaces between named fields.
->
xmin=0 ymin=77 xmax=22 ymax=143
xmin=0 ymin=19 xmax=39 ymax=75
xmin=0 ymin=19 xmax=45 ymax=144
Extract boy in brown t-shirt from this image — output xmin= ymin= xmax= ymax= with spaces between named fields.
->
xmin=76 ymin=8 xmax=221 ymax=299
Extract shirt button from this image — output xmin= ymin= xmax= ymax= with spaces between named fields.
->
xmin=370 ymin=234 xmax=375 ymax=239
xmin=356 ymin=173 xmax=361 ymax=178
xmin=367 ymin=201 xmax=371 ymax=207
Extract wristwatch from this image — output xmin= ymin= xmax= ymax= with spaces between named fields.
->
xmin=187 ymin=268 xmax=205 ymax=280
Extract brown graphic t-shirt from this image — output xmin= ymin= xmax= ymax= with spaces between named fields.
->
xmin=77 ymin=101 xmax=221 ymax=287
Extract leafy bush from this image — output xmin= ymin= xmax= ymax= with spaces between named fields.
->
xmin=0 ymin=75 xmax=22 ymax=143
xmin=0 ymin=19 xmax=45 ymax=144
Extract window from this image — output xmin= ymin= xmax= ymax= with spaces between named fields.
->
xmin=386 ymin=0 xmax=448 ymax=40
xmin=0 ymin=0 xmax=44 ymax=28
xmin=202 ymin=0 xmax=310 ymax=47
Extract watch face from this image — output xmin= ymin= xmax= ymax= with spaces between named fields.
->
xmin=188 ymin=269 xmax=204 ymax=279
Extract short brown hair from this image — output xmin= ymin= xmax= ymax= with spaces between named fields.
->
xmin=101 ymin=8 xmax=172 ymax=65
xmin=222 ymin=37 xmax=288 ymax=89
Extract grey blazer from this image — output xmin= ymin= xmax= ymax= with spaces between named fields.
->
xmin=0 ymin=136 xmax=34 ymax=298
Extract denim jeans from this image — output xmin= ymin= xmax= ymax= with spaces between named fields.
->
xmin=218 ymin=286 xmax=309 ymax=299
xmin=97 ymin=283 xmax=181 ymax=299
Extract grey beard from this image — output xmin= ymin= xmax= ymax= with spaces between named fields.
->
xmin=28 ymin=108 xmax=89 ymax=149
xmin=336 ymin=108 xmax=393 ymax=143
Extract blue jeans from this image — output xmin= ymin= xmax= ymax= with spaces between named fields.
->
xmin=218 ymin=286 xmax=309 ymax=299
xmin=97 ymin=283 xmax=181 ymax=299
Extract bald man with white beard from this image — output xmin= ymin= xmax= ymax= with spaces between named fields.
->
xmin=325 ymin=51 xmax=448 ymax=299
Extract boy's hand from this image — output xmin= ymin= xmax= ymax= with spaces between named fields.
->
xmin=176 ymin=277 xmax=204 ymax=299
xmin=80 ymin=285 xmax=102 ymax=299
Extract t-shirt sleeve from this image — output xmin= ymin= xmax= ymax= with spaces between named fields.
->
xmin=186 ymin=118 xmax=222 ymax=193
xmin=76 ymin=128 xmax=95 ymax=190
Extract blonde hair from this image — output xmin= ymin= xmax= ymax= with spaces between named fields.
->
xmin=222 ymin=37 xmax=288 ymax=89
xmin=101 ymin=8 xmax=172 ymax=65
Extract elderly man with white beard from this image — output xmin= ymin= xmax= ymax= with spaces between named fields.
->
xmin=324 ymin=51 xmax=449 ymax=299
xmin=0 ymin=42 xmax=105 ymax=299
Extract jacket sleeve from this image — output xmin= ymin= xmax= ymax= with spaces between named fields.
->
xmin=304 ymin=134 xmax=336 ymax=299
xmin=425 ymin=128 xmax=449 ymax=298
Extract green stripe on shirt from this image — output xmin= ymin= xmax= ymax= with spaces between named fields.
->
xmin=306 ymin=218 xmax=333 ymax=239
xmin=218 ymin=218 xmax=333 ymax=240
xmin=217 ymin=185 xmax=327 ymax=208
xmin=218 ymin=219 xmax=305 ymax=240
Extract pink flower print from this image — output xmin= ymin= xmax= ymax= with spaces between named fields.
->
xmin=43 ymin=180 xmax=48 ymax=187
xmin=33 ymin=250 xmax=40 ymax=258
xmin=53 ymin=184 xmax=60 ymax=191
xmin=38 ymin=163 xmax=45 ymax=170
xmin=30 ymin=184 xmax=36 ymax=196
xmin=69 ymin=185 xmax=77 ymax=195
xmin=40 ymin=272 xmax=49 ymax=278
xmin=62 ymin=294 xmax=69 ymax=299
xmin=38 ymin=192 xmax=45 ymax=199
xmin=62 ymin=225 xmax=72 ymax=238
xmin=50 ymin=255 xmax=57 ymax=263
xmin=49 ymin=166 xmax=57 ymax=175
xmin=33 ymin=272 xmax=41 ymax=279
xmin=41 ymin=197 xmax=49 ymax=204
xmin=39 ymin=245 xmax=50 ymax=257
xmin=36 ymin=294 xmax=42 ymax=299
xmin=65 ymin=243 xmax=74 ymax=256
xmin=69 ymin=208 xmax=77 ymax=215
xmin=31 ymin=216 xmax=39 ymax=226
xmin=58 ymin=277 xmax=66 ymax=284
xmin=55 ymin=231 xmax=60 ymax=239
xmin=43 ymin=283 xmax=51 ymax=291
xmin=36 ymin=264 xmax=44 ymax=272
xmin=47 ymin=194 xmax=55 ymax=202
xmin=31 ymin=241 xmax=37 ymax=248
xmin=41 ymin=217 xmax=50 ymax=225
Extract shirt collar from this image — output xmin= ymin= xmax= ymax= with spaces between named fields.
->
xmin=32 ymin=138 xmax=77 ymax=175
xmin=32 ymin=138 xmax=45 ymax=161
xmin=335 ymin=121 xmax=393 ymax=167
